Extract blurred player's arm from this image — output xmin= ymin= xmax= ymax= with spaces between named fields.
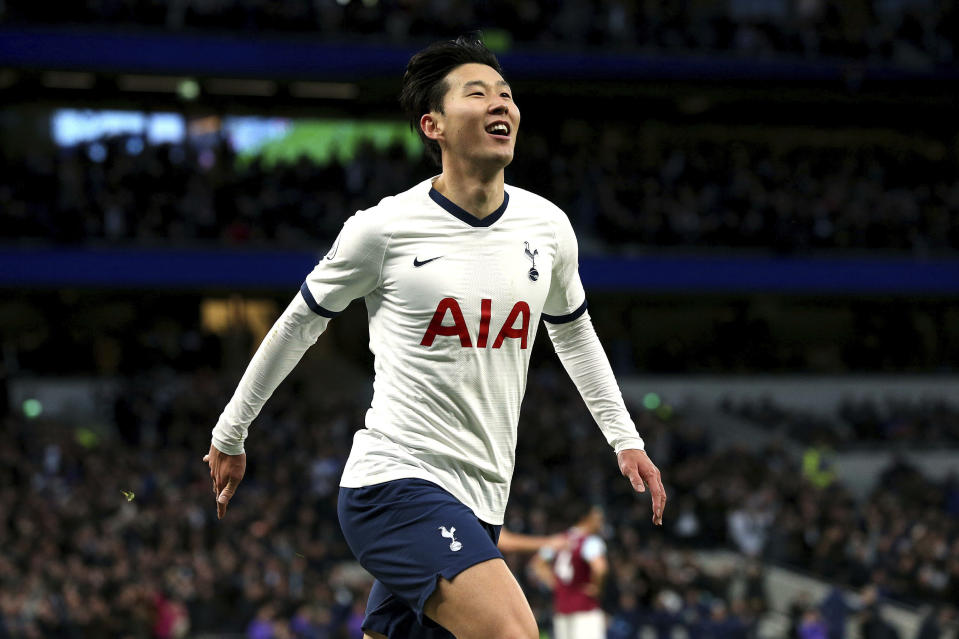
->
xmin=530 ymin=551 xmax=557 ymax=590
xmin=498 ymin=528 xmax=565 ymax=553
xmin=583 ymin=556 xmax=608 ymax=598
xmin=581 ymin=536 xmax=609 ymax=598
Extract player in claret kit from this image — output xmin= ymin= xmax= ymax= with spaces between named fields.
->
xmin=203 ymin=34 xmax=666 ymax=639
xmin=532 ymin=506 xmax=609 ymax=639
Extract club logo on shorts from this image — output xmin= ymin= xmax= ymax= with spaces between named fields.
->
xmin=438 ymin=526 xmax=463 ymax=552
xmin=524 ymin=241 xmax=539 ymax=282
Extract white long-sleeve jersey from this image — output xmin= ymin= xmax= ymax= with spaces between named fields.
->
xmin=212 ymin=178 xmax=644 ymax=524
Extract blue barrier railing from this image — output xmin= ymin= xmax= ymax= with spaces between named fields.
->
xmin=2 ymin=247 xmax=956 ymax=294
xmin=2 ymin=26 xmax=956 ymax=82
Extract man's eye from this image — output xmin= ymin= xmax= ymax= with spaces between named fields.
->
xmin=501 ymin=93 xmax=512 ymax=99
xmin=469 ymin=92 xmax=484 ymax=96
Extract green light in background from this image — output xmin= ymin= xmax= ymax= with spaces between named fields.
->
xmin=75 ymin=427 xmax=100 ymax=449
xmin=22 ymin=398 xmax=43 ymax=419
xmin=655 ymin=404 xmax=673 ymax=420
xmin=238 ymin=119 xmax=422 ymax=169
xmin=178 ymin=79 xmax=200 ymax=101
xmin=482 ymin=29 xmax=512 ymax=53
xmin=642 ymin=393 xmax=661 ymax=410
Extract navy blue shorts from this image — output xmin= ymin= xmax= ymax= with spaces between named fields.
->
xmin=337 ymin=478 xmax=503 ymax=638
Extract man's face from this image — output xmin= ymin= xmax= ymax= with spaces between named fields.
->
xmin=430 ymin=63 xmax=520 ymax=170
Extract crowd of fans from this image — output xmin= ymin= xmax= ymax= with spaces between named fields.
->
xmin=722 ymin=395 xmax=959 ymax=447
xmin=839 ymin=397 xmax=959 ymax=444
xmin=2 ymin=316 xmax=958 ymax=637
xmin=2 ymin=0 xmax=957 ymax=69
xmin=3 ymin=123 xmax=958 ymax=256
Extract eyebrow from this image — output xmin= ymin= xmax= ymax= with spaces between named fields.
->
xmin=462 ymin=80 xmax=511 ymax=91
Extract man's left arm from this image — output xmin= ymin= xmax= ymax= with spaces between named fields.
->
xmin=542 ymin=210 xmax=665 ymax=525
xmin=545 ymin=315 xmax=666 ymax=525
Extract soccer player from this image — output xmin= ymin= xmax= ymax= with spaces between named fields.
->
xmin=204 ymin=34 xmax=666 ymax=639
xmin=532 ymin=506 xmax=609 ymax=639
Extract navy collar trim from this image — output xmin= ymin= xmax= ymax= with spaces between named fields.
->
xmin=429 ymin=187 xmax=509 ymax=228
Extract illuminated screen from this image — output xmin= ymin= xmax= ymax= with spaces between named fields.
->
xmin=227 ymin=118 xmax=422 ymax=166
xmin=52 ymin=109 xmax=185 ymax=145
xmin=50 ymin=109 xmax=422 ymax=166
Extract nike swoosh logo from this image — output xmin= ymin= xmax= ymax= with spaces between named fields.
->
xmin=413 ymin=256 xmax=443 ymax=267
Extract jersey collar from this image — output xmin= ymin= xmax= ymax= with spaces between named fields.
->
xmin=429 ymin=186 xmax=509 ymax=228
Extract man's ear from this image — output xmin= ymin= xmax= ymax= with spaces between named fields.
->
xmin=421 ymin=113 xmax=442 ymax=141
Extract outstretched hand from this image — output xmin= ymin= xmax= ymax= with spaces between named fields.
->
xmin=203 ymin=444 xmax=247 ymax=520
xmin=617 ymin=449 xmax=666 ymax=525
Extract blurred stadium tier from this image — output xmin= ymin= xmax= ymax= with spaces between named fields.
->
xmin=2 ymin=11 xmax=959 ymax=639
xmin=4 ymin=290 xmax=959 ymax=637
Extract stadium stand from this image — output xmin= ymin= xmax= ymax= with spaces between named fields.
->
xmin=2 ymin=3 xmax=958 ymax=637
xmin=2 ymin=129 xmax=957 ymax=254
xmin=4 ymin=351 xmax=959 ymax=636
xmin=2 ymin=0 xmax=957 ymax=68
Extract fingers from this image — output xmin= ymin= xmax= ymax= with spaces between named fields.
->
xmin=204 ymin=449 xmax=224 ymax=511
xmin=205 ymin=453 xmax=221 ymax=496
xmin=643 ymin=466 xmax=666 ymax=526
xmin=216 ymin=479 xmax=237 ymax=520
xmin=620 ymin=451 xmax=667 ymax=526
xmin=624 ymin=468 xmax=646 ymax=493
xmin=205 ymin=448 xmax=246 ymax=520
xmin=649 ymin=479 xmax=666 ymax=526
xmin=619 ymin=453 xmax=647 ymax=493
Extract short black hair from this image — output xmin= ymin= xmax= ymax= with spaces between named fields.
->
xmin=400 ymin=34 xmax=505 ymax=166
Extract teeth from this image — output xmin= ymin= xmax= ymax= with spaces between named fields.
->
xmin=487 ymin=123 xmax=509 ymax=135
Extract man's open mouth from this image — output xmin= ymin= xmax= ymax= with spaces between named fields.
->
xmin=485 ymin=121 xmax=511 ymax=137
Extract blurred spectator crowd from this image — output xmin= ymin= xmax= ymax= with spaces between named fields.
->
xmin=2 ymin=342 xmax=958 ymax=637
xmin=722 ymin=395 xmax=959 ymax=447
xmin=5 ymin=289 xmax=957 ymax=388
xmin=2 ymin=0 xmax=958 ymax=68
xmin=2 ymin=123 xmax=958 ymax=255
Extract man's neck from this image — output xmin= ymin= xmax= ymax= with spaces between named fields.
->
xmin=432 ymin=163 xmax=505 ymax=221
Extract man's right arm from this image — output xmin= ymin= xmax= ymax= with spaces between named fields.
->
xmin=211 ymin=206 xmax=388 ymax=453
xmin=211 ymin=294 xmax=330 ymax=454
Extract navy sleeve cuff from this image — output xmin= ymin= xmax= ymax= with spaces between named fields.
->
xmin=300 ymin=282 xmax=342 ymax=318
xmin=542 ymin=300 xmax=587 ymax=324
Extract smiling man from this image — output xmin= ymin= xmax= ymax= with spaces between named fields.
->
xmin=204 ymin=35 xmax=666 ymax=639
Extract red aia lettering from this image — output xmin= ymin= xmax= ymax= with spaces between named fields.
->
xmin=477 ymin=298 xmax=492 ymax=348
xmin=492 ymin=301 xmax=530 ymax=349
xmin=420 ymin=297 xmax=472 ymax=347
xmin=420 ymin=299 xmax=530 ymax=349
